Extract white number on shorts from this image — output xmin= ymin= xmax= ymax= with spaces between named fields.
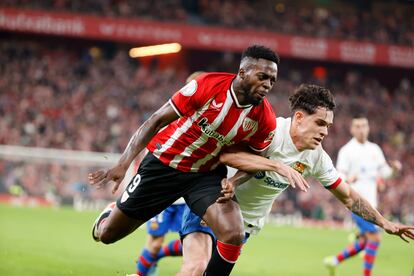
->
xmin=127 ymin=174 xmax=141 ymax=193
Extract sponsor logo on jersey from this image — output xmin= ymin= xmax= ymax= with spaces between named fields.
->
xmin=179 ymin=79 xmax=198 ymax=96
xmin=211 ymin=99 xmax=223 ymax=109
xmin=197 ymin=117 xmax=234 ymax=146
xmin=255 ymin=171 xmax=289 ymax=190
xmin=293 ymin=162 xmax=306 ymax=174
xmin=254 ymin=171 xmax=266 ymax=179
xmin=242 ymin=117 xmax=258 ymax=132
xmin=264 ymin=177 xmax=289 ymax=190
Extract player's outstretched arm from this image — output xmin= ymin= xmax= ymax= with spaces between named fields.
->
xmin=88 ymin=102 xmax=179 ymax=193
xmin=329 ymin=180 xmax=414 ymax=242
xmin=220 ymin=151 xmax=309 ymax=191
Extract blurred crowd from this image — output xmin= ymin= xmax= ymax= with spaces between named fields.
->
xmin=3 ymin=0 xmax=414 ymax=46
xmin=0 ymin=40 xmax=413 ymax=224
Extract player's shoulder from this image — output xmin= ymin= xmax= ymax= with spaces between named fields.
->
xmin=269 ymin=116 xmax=287 ymax=137
xmin=276 ymin=117 xmax=290 ymax=129
xmin=251 ymin=98 xmax=276 ymax=121
xmin=195 ymin=72 xmax=236 ymax=98
xmin=366 ymin=140 xmax=379 ymax=147
xmin=262 ymin=97 xmax=275 ymax=111
xmin=305 ymin=143 xmax=329 ymax=165
xmin=315 ymin=146 xmax=331 ymax=162
xmin=339 ymin=139 xmax=355 ymax=152
xmin=197 ymin=72 xmax=236 ymax=85
xmin=303 ymin=146 xmax=334 ymax=177
xmin=366 ymin=141 xmax=382 ymax=151
xmin=256 ymin=100 xmax=276 ymax=127
xmin=267 ymin=117 xmax=289 ymax=150
xmin=244 ymin=99 xmax=276 ymax=131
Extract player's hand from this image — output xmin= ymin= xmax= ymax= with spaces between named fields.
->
xmin=347 ymin=174 xmax=358 ymax=184
xmin=389 ymin=160 xmax=402 ymax=172
xmin=383 ymin=221 xmax=414 ymax=243
xmin=88 ymin=164 xmax=128 ymax=194
xmin=276 ymin=162 xmax=309 ymax=192
xmin=216 ymin=178 xmax=235 ymax=203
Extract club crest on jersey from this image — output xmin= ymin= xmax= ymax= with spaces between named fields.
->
xmin=150 ymin=221 xmax=159 ymax=230
xmin=292 ymin=162 xmax=306 ymax=174
xmin=242 ymin=117 xmax=258 ymax=132
xmin=179 ymin=79 xmax=198 ymax=96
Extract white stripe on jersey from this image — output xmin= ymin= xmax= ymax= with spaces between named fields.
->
xmin=152 ymin=99 xmax=213 ymax=160
xmin=168 ymin=99 xmax=183 ymax=117
xmin=190 ymin=104 xmax=253 ymax=171
xmin=169 ymin=90 xmax=234 ymax=169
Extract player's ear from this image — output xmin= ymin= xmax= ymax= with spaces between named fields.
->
xmin=239 ymin=69 xmax=245 ymax=79
xmin=294 ymin=111 xmax=304 ymax=123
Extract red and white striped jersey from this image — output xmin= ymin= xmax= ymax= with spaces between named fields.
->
xmin=147 ymin=72 xmax=276 ymax=172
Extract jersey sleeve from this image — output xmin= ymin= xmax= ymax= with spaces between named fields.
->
xmin=170 ymin=74 xmax=211 ymax=117
xmin=314 ymin=150 xmax=342 ymax=189
xmin=376 ymin=145 xmax=393 ymax=179
xmin=336 ymin=146 xmax=350 ymax=180
xmin=248 ymin=104 xmax=276 ymax=152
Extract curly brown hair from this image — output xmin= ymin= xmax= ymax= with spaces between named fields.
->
xmin=289 ymin=84 xmax=336 ymax=114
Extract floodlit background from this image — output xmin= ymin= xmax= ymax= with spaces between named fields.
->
xmin=0 ymin=1 xmax=413 ymax=275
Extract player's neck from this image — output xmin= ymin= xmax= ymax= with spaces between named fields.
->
xmin=289 ymin=126 xmax=304 ymax=152
xmin=232 ymin=79 xmax=250 ymax=106
xmin=354 ymin=137 xmax=367 ymax=144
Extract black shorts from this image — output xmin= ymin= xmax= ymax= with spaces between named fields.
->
xmin=117 ymin=152 xmax=227 ymax=222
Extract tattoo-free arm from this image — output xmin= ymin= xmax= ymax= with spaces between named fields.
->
xmin=229 ymin=170 xmax=254 ymax=187
xmin=219 ymin=151 xmax=280 ymax=173
xmin=216 ymin=170 xmax=253 ymax=203
xmin=219 ymin=151 xmax=309 ymax=191
xmin=118 ymin=102 xmax=179 ymax=168
xmin=88 ymin=102 xmax=179 ymax=192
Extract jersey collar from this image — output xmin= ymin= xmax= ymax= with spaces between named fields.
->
xmin=351 ymin=137 xmax=368 ymax=146
xmin=230 ymin=83 xmax=253 ymax=109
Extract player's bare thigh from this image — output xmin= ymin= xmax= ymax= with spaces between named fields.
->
xmin=99 ymin=205 xmax=145 ymax=244
xmin=202 ymin=201 xmax=244 ymax=244
xmin=176 ymin=232 xmax=213 ymax=276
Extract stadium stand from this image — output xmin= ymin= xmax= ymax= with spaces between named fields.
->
xmin=0 ymin=37 xmax=412 ymax=224
xmin=3 ymin=0 xmax=413 ymax=46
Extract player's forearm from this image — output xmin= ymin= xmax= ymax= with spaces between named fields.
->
xmin=220 ymin=152 xmax=280 ymax=173
xmin=380 ymin=164 xmax=394 ymax=179
xmin=229 ymin=170 xmax=253 ymax=187
xmin=118 ymin=113 xmax=167 ymax=168
xmin=345 ymin=189 xmax=386 ymax=228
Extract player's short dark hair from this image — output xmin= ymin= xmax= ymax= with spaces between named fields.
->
xmin=352 ymin=112 xmax=368 ymax=120
xmin=241 ymin=45 xmax=280 ymax=65
xmin=289 ymin=84 xmax=336 ymax=114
